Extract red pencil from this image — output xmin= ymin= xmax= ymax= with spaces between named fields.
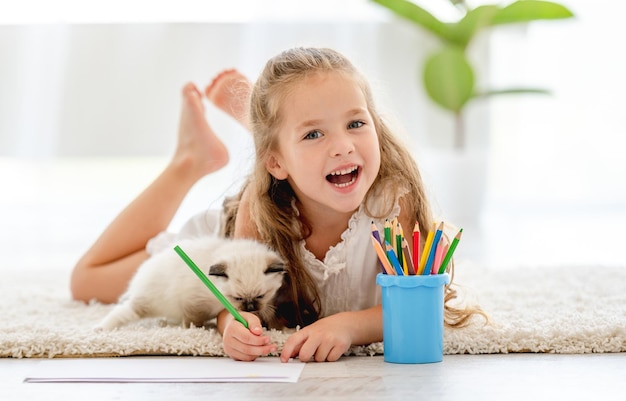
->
xmin=412 ymin=221 xmax=420 ymax=274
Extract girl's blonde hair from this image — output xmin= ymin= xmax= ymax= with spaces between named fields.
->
xmin=223 ymin=47 xmax=485 ymax=328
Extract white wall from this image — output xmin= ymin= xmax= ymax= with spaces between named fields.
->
xmin=0 ymin=22 xmax=446 ymax=158
xmin=487 ymin=2 xmax=626 ymax=209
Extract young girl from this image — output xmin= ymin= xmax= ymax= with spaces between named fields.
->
xmin=71 ymin=47 xmax=483 ymax=363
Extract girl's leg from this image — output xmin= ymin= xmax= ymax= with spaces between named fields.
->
xmin=205 ymin=69 xmax=252 ymax=131
xmin=70 ymin=83 xmax=229 ymax=304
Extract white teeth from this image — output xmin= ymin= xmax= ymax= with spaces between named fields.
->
xmin=329 ymin=166 xmax=358 ymax=176
xmin=334 ymin=177 xmax=356 ymax=188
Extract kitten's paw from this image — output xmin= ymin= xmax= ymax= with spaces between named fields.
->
xmin=93 ymin=319 xmax=117 ymax=332
xmin=93 ymin=316 xmax=120 ymax=332
xmin=94 ymin=303 xmax=139 ymax=331
xmin=93 ymin=324 xmax=106 ymax=332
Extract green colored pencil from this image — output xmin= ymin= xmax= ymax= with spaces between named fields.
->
xmin=384 ymin=219 xmax=392 ymax=247
xmin=395 ymin=229 xmax=404 ymax=270
xmin=174 ymin=245 xmax=249 ymax=329
xmin=437 ymin=228 xmax=462 ymax=275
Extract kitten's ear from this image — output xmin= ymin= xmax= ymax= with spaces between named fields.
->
xmin=209 ymin=263 xmax=228 ymax=277
xmin=265 ymin=262 xmax=286 ymax=275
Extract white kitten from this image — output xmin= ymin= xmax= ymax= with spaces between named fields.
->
xmin=95 ymin=236 xmax=286 ymax=330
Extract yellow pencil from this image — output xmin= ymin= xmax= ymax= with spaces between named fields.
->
xmin=418 ymin=222 xmax=436 ymax=274
xmin=424 ymin=221 xmax=445 ymax=275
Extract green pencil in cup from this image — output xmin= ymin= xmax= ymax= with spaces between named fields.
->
xmin=437 ymin=228 xmax=462 ymax=275
xmin=173 ymin=245 xmax=249 ymax=329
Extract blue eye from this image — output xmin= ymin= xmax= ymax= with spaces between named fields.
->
xmin=304 ymin=130 xmax=322 ymax=140
xmin=348 ymin=120 xmax=364 ymax=129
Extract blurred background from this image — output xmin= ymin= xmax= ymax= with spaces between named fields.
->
xmin=1 ymin=0 xmax=624 ymax=272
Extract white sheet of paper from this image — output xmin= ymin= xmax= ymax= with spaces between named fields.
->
xmin=24 ymin=357 xmax=305 ymax=383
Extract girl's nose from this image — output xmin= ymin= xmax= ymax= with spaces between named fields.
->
xmin=329 ymin=131 xmax=355 ymax=157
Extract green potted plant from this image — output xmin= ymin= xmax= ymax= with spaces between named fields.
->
xmin=371 ymin=0 xmax=574 ymax=150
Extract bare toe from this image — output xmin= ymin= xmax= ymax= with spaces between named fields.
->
xmin=205 ymin=69 xmax=252 ymax=130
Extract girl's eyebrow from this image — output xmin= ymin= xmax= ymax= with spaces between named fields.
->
xmin=346 ymin=107 xmax=368 ymax=116
xmin=296 ymin=119 xmax=323 ymax=130
xmin=296 ymin=108 xmax=368 ymax=130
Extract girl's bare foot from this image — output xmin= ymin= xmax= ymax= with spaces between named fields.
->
xmin=205 ymin=69 xmax=252 ymax=131
xmin=173 ymin=83 xmax=229 ymax=180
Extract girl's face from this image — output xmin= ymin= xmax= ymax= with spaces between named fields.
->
xmin=266 ymin=71 xmax=381 ymax=218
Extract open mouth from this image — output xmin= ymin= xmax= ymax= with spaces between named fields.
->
xmin=326 ymin=166 xmax=359 ymax=188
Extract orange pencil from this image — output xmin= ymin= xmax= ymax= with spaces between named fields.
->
xmin=371 ymin=236 xmax=395 ymax=275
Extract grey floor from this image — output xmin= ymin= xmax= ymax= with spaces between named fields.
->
xmin=3 ymin=354 xmax=626 ymax=401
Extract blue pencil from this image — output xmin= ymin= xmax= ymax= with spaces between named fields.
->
xmin=423 ymin=222 xmax=444 ymax=275
xmin=385 ymin=241 xmax=404 ymax=276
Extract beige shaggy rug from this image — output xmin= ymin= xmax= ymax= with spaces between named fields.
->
xmin=1 ymin=263 xmax=625 ymax=358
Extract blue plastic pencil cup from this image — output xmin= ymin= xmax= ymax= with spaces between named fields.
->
xmin=376 ymin=273 xmax=450 ymax=364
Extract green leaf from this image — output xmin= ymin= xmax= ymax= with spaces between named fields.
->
xmin=371 ymin=0 xmax=447 ymax=40
xmin=423 ymin=47 xmax=475 ymax=113
xmin=449 ymin=5 xmax=500 ymax=48
xmin=491 ymin=1 xmax=574 ymax=25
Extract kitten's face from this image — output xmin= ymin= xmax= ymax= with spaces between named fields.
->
xmin=208 ymin=241 xmax=285 ymax=323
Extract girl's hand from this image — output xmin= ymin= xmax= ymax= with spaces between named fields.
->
xmin=279 ymin=314 xmax=353 ymax=363
xmin=221 ymin=311 xmax=277 ymax=361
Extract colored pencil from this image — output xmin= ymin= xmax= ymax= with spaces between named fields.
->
xmin=412 ymin=222 xmax=420 ymax=275
xmin=395 ymin=222 xmax=406 ymax=275
xmin=438 ymin=228 xmax=463 ymax=274
xmin=370 ymin=224 xmax=386 ymax=274
xmin=383 ymin=220 xmax=392 ymax=248
xmin=432 ymin=237 xmax=446 ymax=275
xmin=371 ymin=236 xmax=395 ymax=275
xmin=174 ymin=245 xmax=249 ymax=329
xmin=397 ymin=222 xmax=410 ymax=275
xmin=401 ymin=245 xmax=410 ymax=275
xmin=371 ymin=221 xmax=382 ymax=245
xmin=423 ymin=222 xmax=444 ymax=275
xmin=418 ymin=223 xmax=436 ymax=274
xmin=402 ymin=237 xmax=416 ymax=275
xmin=385 ymin=241 xmax=404 ymax=276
